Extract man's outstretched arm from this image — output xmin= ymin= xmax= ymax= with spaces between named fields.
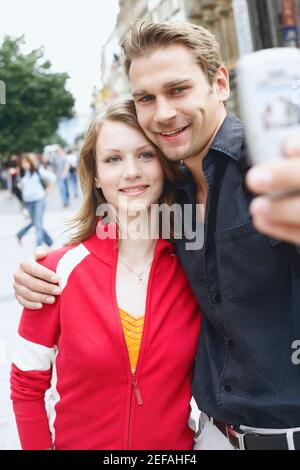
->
xmin=247 ymin=142 xmax=300 ymax=247
xmin=13 ymin=248 xmax=61 ymax=309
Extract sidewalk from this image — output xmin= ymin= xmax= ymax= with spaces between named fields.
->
xmin=0 ymin=188 xmax=82 ymax=449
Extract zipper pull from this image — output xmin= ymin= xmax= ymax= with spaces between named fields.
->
xmin=132 ymin=375 xmax=143 ymax=405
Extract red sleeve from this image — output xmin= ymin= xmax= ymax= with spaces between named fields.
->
xmin=10 ymin=248 xmax=67 ymax=450
xmin=11 ymin=365 xmax=53 ymax=450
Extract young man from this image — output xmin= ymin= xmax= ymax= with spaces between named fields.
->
xmin=13 ymin=21 xmax=300 ymax=449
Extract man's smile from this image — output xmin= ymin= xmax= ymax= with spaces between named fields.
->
xmin=154 ymin=125 xmax=190 ymax=141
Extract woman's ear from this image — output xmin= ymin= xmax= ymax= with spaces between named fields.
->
xmin=94 ymin=175 xmax=101 ymax=189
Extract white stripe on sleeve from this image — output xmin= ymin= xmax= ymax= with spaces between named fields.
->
xmin=12 ymin=334 xmax=56 ymax=371
xmin=56 ymin=244 xmax=90 ymax=292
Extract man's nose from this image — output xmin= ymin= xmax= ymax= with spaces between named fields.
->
xmin=154 ymin=97 xmax=177 ymax=124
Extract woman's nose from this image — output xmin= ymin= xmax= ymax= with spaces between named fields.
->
xmin=123 ymin=158 xmax=142 ymax=179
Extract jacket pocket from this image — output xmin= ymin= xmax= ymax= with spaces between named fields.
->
xmin=215 ymin=220 xmax=290 ymax=302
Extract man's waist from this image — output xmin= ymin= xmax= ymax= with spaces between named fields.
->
xmin=206 ymin=415 xmax=300 ymax=450
xmin=193 ymin=378 xmax=300 ymax=429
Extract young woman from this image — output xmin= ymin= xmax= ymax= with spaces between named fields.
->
xmin=16 ymin=153 xmax=56 ymax=247
xmin=11 ymin=99 xmax=201 ymax=450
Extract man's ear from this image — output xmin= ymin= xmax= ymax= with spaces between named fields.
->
xmin=214 ymin=65 xmax=230 ymax=102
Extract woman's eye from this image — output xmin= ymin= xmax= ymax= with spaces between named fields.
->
xmin=106 ymin=155 xmax=121 ymax=163
xmin=139 ymin=152 xmax=154 ymax=160
xmin=173 ymin=87 xmax=185 ymax=95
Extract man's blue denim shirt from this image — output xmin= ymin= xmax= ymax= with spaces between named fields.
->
xmin=175 ymin=115 xmax=300 ymax=428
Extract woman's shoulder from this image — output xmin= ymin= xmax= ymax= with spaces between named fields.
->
xmin=38 ymin=244 xmax=79 ymax=271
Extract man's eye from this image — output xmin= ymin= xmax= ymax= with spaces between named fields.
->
xmin=139 ymin=95 xmax=154 ymax=103
xmin=173 ymin=87 xmax=185 ymax=95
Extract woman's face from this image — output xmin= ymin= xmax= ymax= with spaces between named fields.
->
xmin=95 ymin=120 xmax=164 ymax=216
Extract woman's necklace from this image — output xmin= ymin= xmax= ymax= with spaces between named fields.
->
xmin=118 ymin=257 xmax=153 ymax=285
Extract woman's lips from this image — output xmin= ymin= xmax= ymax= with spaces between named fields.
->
xmin=119 ymin=185 xmax=149 ymax=196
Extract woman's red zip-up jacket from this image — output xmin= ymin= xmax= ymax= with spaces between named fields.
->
xmin=11 ymin=231 xmax=201 ymax=450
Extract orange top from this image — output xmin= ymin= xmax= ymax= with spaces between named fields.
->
xmin=119 ymin=309 xmax=145 ymax=373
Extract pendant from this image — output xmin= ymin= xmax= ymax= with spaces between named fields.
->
xmin=138 ymin=275 xmax=145 ymax=285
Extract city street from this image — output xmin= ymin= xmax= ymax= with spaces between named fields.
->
xmin=0 ymin=185 xmax=82 ymax=449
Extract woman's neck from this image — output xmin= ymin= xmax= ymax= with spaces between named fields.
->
xmin=118 ymin=213 xmax=158 ymax=268
xmin=118 ymin=237 xmax=157 ymax=268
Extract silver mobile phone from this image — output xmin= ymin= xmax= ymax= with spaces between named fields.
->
xmin=236 ymin=48 xmax=300 ymax=166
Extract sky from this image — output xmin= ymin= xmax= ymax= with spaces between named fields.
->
xmin=1 ymin=0 xmax=120 ymax=140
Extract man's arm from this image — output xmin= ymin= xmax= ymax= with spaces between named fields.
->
xmin=13 ymin=248 xmax=61 ymax=309
xmin=246 ymin=142 xmax=300 ymax=248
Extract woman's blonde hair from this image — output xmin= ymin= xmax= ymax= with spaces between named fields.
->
xmin=67 ymin=98 xmax=182 ymax=245
xmin=121 ymin=20 xmax=224 ymax=85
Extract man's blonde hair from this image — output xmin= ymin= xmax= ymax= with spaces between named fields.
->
xmin=121 ymin=20 xmax=224 ymax=85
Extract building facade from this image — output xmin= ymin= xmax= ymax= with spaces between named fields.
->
xmin=247 ymin=0 xmax=300 ymax=50
xmin=97 ymin=0 xmax=190 ymax=109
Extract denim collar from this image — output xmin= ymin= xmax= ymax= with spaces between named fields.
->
xmin=210 ymin=114 xmax=244 ymax=162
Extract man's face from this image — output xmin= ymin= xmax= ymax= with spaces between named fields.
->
xmin=130 ymin=45 xmax=228 ymax=162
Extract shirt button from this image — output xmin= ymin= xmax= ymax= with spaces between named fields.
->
xmin=224 ymin=385 xmax=232 ymax=392
xmin=214 ymin=294 xmax=222 ymax=304
xmin=228 ymin=340 xmax=234 ymax=349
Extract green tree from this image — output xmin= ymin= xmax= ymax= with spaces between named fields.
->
xmin=0 ymin=36 xmax=75 ymax=162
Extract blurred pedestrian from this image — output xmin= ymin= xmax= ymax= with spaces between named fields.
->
xmin=8 ymin=155 xmax=23 ymax=207
xmin=0 ymin=161 xmax=6 ymax=189
xmin=66 ymin=149 xmax=79 ymax=198
xmin=53 ymin=147 xmax=70 ymax=207
xmin=16 ymin=153 xmax=56 ymax=247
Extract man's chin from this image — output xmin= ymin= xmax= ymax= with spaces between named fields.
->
xmin=163 ymin=148 xmax=190 ymax=162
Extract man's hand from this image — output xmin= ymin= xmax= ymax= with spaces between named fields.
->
xmin=246 ymin=141 xmax=300 ymax=245
xmin=13 ymin=247 xmax=61 ymax=309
